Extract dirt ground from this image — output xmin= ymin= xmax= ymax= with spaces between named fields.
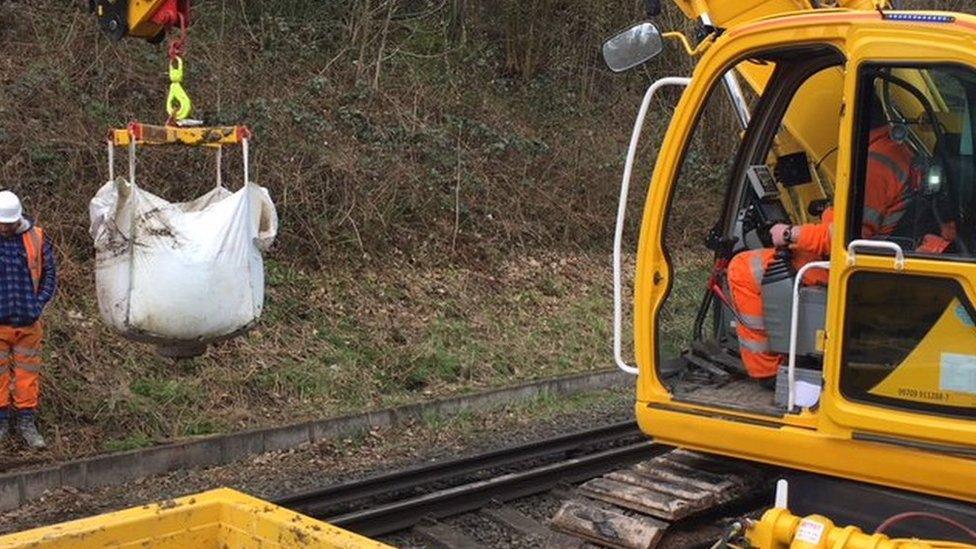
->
xmin=0 ymin=387 xmax=633 ymax=535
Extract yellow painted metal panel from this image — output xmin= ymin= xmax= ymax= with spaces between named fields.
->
xmin=0 ymin=488 xmax=390 ymax=548
xmin=670 ymin=0 xmax=880 ymax=26
xmin=670 ymin=0 xmax=812 ymax=26
xmin=822 ymin=22 xmax=976 ymax=447
xmin=127 ymin=0 xmax=168 ymax=39
xmin=636 ymin=405 xmax=976 ymax=503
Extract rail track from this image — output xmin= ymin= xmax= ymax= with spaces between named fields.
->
xmin=275 ymin=421 xmax=661 ymax=545
xmin=274 ymin=421 xmax=774 ymax=548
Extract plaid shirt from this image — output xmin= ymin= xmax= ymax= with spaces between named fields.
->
xmin=0 ymin=221 xmax=56 ymax=327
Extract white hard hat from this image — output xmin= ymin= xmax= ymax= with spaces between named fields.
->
xmin=0 ymin=191 xmax=23 ymax=224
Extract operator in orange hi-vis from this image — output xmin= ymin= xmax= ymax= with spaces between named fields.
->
xmin=727 ymin=116 xmax=953 ymax=381
xmin=0 ymin=191 xmax=56 ymax=449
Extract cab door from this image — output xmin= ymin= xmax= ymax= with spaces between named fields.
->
xmin=824 ymin=19 xmax=976 ymax=449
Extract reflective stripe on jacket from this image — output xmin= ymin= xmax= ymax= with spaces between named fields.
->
xmin=22 ymin=227 xmax=43 ymax=292
xmin=792 ymin=128 xmax=915 ymax=285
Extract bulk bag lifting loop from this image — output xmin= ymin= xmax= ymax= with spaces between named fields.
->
xmin=92 ymin=123 xmax=278 ymax=358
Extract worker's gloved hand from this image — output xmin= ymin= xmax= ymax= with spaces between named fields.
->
xmin=771 ymin=223 xmax=792 ymax=248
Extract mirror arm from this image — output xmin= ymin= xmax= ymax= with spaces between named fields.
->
xmin=662 ymin=31 xmax=712 ymax=57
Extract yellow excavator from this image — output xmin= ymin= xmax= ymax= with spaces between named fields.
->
xmin=582 ymin=0 xmax=976 ymax=546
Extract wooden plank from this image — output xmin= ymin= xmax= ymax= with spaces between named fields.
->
xmin=578 ymin=478 xmax=705 ymax=521
xmin=550 ymin=499 xmax=665 ymax=549
xmin=605 ymin=470 xmax=717 ymax=505
xmin=482 ymin=506 xmax=551 ymax=538
xmin=631 ymin=459 xmax=744 ymax=493
xmin=640 ymin=455 xmax=752 ymax=489
xmin=415 ymin=521 xmax=486 ymax=549
xmin=632 ymin=452 xmax=763 ymax=514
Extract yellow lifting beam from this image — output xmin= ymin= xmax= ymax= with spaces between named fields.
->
xmin=109 ymin=122 xmax=252 ymax=148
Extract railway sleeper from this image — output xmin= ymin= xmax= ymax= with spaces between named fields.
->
xmin=414 ymin=519 xmax=487 ymax=549
xmin=549 ymin=449 xmax=768 ymax=548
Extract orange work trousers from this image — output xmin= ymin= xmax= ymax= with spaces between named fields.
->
xmin=727 ymin=249 xmax=781 ymax=379
xmin=0 ymin=323 xmax=43 ymax=410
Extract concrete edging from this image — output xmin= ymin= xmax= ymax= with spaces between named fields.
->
xmin=0 ymin=369 xmax=631 ymax=511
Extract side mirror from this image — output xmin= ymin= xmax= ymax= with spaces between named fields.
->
xmin=602 ymin=22 xmax=664 ymax=73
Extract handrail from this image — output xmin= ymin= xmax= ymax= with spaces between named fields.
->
xmin=788 ymin=261 xmax=830 ymax=411
xmin=614 ymin=76 xmax=691 ymax=376
xmin=847 ymin=239 xmax=906 ymax=270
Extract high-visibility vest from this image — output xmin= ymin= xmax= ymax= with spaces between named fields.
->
xmin=21 ymin=227 xmax=44 ymax=293
xmin=863 ymin=129 xmax=917 ymax=238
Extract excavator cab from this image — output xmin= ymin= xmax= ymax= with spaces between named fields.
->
xmin=612 ymin=7 xmax=976 ymax=505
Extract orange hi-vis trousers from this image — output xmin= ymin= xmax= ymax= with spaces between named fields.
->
xmin=0 ymin=323 xmax=43 ymax=410
xmin=727 ymin=249 xmax=781 ymax=379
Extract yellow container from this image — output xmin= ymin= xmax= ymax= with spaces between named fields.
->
xmin=0 ymin=488 xmax=390 ymax=548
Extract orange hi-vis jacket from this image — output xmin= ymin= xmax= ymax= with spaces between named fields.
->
xmin=792 ymin=127 xmax=918 ymax=284
xmin=728 ymin=128 xmax=916 ymax=379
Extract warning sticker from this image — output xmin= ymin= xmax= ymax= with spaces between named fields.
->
xmin=941 ymin=353 xmax=976 ymax=395
xmin=796 ymin=519 xmax=826 ymax=544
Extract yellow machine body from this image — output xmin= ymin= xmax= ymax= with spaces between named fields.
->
xmin=633 ymin=7 xmax=976 ymax=504
xmin=746 ymin=508 xmax=960 ymax=548
xmin=0 ymin=488 xmax=389 ymax=549
xmin=92 ymin=0 xmax=181 ymax=42
xmin=123 ymin=0 xmax=170 ymax=40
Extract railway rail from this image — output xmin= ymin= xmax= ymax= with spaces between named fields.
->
xmin=274 ymin=421 xmax=772 ymax=548
xmin=274 ymin=421 xmax=661 ymax=544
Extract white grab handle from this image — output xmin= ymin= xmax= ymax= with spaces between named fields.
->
xmin=242 ymin=138 xmax=251 ymax=185
xmin=775 ymin=479 xmax=789 ymax=509
xmin=128 ymin=133 xmax=137 ymax=187
xmin=788 ymin=261 xmax=830 ymax=411
xmin=614 ymin=77 xmax=691 ymax=376
xmin=107 ymin=141 xmax=115 ymax=182
xmin=847 ymin=239 xmax=905 ymax=270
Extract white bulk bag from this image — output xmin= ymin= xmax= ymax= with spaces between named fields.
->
xmin=90 ymin=140 xmax=277 ymax=356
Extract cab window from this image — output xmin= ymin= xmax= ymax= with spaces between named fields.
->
xmin=840 ymin=272 xmax=976 ymax=418
xmin=849 ymin=65 xmax=976 ymax=258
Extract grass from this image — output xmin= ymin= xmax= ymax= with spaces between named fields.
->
xmin=658 ymin=257 xmax=712 ymax=358
xmin=45 ymin=251 xmax=621 ymax=455
xmin=335 ymin=386 xmax=632 ymax=456
xmin=103 ymin=434 xmax=155 ymax=453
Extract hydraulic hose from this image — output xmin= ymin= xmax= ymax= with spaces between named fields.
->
xmin=875 ymin=511 xmax=976 ymax=541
